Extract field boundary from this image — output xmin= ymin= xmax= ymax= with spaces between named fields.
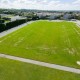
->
xmin=0 ymin=21 xmax=35 ymax=38
xmin=0 ymin=53 xmax=80 ymax=74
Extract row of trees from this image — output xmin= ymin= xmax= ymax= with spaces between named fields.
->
xmin=0 ymin=19 xmax=26 ymax=32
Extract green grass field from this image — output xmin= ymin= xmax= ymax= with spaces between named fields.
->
xmin=0 ymin=20 xmax=80 ymax=68
xmin=0 ymin=58 xmax=80 ymax=80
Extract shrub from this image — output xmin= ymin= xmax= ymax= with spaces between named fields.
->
xmin=0 ymin=23 xmax=6 ymax=32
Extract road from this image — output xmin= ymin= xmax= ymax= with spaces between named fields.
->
xmin=0 ymin=53 xmax=80 ymax=74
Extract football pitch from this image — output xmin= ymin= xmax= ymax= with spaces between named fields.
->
xmin=0 ymin=20 xmax=80 ymax=69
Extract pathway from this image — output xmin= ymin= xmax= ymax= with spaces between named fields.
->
xmin=0 ymin=53 xmax=80 ymax=74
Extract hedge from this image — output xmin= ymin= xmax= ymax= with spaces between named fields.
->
xmin=0 ymin=23 xmax=6 ymax=32
xmin=0 ymin=19 xmax=26 ymax=32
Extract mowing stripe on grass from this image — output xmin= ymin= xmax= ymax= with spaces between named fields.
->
xmin=0 ymin=53 xmax=80 ymax=74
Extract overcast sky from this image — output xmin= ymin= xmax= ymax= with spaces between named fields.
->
xmin=0 ymin=0 xmax=80 ymax=10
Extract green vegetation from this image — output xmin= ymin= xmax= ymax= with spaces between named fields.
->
xmin=0 ymin=19 xmax=26 ymax=32
xmin=0 ymin=21 xmax=80 ymax=68
xmin=0 ymin=58 xmax=80 ymax=80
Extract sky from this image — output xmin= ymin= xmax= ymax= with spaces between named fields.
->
xmin=0 ymin=0 xmax=80 ymax=10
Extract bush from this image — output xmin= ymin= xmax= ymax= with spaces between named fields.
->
xmin=0 ymin=20 xmax=5 ymax=23
xmin=0 ymin=23 xmax=6 ymax=32
xmin=0 ymin=19 xmax=26 ymax=32
xmin=6 ymin=19 xmax=26 ymax=30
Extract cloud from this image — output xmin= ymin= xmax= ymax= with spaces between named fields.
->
xmin=73 ymin=0 xmax=80 ymax=4
xmin=0 ymin=0 xmax=80 ymax=10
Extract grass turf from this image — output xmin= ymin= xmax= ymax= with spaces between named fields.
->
xmin=0 ymin=20 xmax=80 ymax=68
xmin=0 ymin=58 xmax=80 ymax=80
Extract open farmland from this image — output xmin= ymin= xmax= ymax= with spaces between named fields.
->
xmin=0 ymin=20 xmax=80 ymax=68
xmin=0 ymin=58 xmax=80 ymax=80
